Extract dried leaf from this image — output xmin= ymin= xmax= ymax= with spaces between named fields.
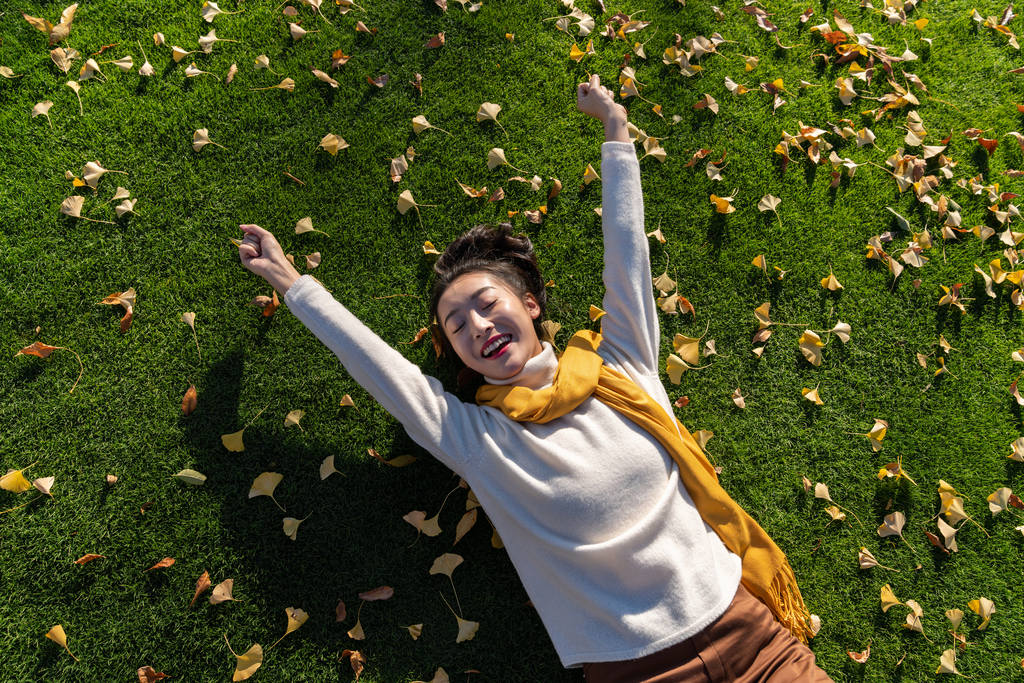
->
xmin=211 ymin=578 xmax=236 ymax=604
xmin=137 ymin=666 xmax=170 ymax=683
xmin=359 ymin=586 xmax=394 ymax=601
xmin=145 ymin=557 xmax=175 ymax=572
xmin=45 ymin=625 xmax=78 ymax=661
xmin=284 ymin=409 xmax=305 ymax=430
xmin=225 ymin=637 xmax=262 ymax=681
xmin=249 ymin=472 xmax=285 ymax=511
xmin=190 ymin=570 xmax=211 ymax=607
xmin=174 ymin=469 xmax=207 ymax=485
xmin=75 ymin=554 xmax=105 ymax=565
xmin=429 ymin=552 xmax=463 ymax=578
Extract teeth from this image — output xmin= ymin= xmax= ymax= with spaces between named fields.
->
xmin=483 ymin=335 xmax=510 ymax=357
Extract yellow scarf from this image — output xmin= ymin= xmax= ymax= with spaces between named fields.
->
xmin=476 ymin=330 xmax=814 ymax=643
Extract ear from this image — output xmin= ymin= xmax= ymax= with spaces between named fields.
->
xmin=523 ymin=293 xmax=541 ymax=320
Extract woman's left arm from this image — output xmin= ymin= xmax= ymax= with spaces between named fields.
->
xmin=577 ymin=75 xmax=660 ymax=378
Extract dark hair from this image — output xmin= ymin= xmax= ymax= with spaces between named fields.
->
xmin=428 ymin=223 xmax=547 ymax=355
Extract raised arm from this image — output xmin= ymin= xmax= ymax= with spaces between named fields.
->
xmin=236 ymin=225 xmax=492 ymax=475
xmin=576 ymin=76 xmax=660 ymax=380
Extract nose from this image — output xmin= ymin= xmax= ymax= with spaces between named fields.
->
xmin=468 ymin=309 xmax=493 ymax=338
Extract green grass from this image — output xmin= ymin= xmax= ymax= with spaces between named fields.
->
xmin=3 ymin=0 xmax=1024 ymax=680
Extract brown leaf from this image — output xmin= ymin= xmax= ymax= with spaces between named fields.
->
xmin=137 ymin=666 xmax=170 ymax=683
xmin=189 ymin=570 xmax=211 ymax=608
xmin=674 ymin=396 xmax=689 ymax=408
xmin=336 ymin=600 xmax=347 ymax=622
xmin=359 ymin=586 xmax=394 ymax=601
xmin=75 ymin=554 xmax=105 ymax=565
xmin=16 ymin=341 xmax=59 ymax=359
xmin=140 ymin=501 xmax=154 ymax=513
xmin=425 ymin=32 xmax=445 ymax=48
xmin=120 ymin=307 xmax=134 ymax=334
xmin=263 ymin=291 xmax=280 ymax=318
xmin=368 ymin=73 xmax=389 ymax=88
xmin=925 ymin=530 xmax=949 ymax=554
xmin=454 ymin=509 xmax=478 ymax=545
xmin=847 ymin=642 xmax=871 ymax=664
xmin=410 ymin=73 xmax=423 ymax=93
xmin=341 ymin=650 xmax=367 ymax=680
xmin=980 ymin=137 xmax=999 ymax=154
xmin=182 ymin=385 xmax=198 ymax=415
xmin=331 ymin=49 xmax=351 ymax=69
xmin=144 ymin=557 xmax=175 ymax=572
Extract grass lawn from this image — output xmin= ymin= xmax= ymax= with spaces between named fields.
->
xmin=3 ymin=0 xmax=1024 ymax=680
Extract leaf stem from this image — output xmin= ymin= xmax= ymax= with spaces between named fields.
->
xmin=0 ymin=495 xmax=43 ymax=515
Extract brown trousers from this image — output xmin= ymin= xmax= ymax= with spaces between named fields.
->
xmin=583 ymin=586 xmax=834 ymax=683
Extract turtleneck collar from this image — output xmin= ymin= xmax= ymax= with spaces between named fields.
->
xmin=483 ymin=342 xmax=557 ymax=390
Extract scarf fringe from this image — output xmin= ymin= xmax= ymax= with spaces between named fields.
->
xmin=752 ymin=559 xmax=815 ymax=644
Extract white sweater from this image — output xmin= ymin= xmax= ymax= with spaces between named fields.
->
xmin=284 ymin=141 xmax=742 ymax=667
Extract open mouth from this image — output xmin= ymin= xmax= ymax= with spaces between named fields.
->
xmin=481 ymin=334 xmax=512 ymax=358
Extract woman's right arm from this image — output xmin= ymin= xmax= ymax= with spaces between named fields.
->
xmin=238 ymin=225 xmax=489 ymax=474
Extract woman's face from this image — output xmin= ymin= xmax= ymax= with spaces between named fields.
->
xmin=437 ymin=272 xmax=544 ymax=380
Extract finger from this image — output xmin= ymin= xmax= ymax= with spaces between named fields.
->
xmin=238 ymin=243 xmax=259 ymax=260
xmin=577 ymin=82 xmax=590 ymax=99
xmin=590 ymin=73 xmax=601 ymax=88
xmin=240 ymin=223 xmax=271 ymax=238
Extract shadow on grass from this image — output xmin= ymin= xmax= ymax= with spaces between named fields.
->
xmin=179 ymin=349 xmax=570 ymax=681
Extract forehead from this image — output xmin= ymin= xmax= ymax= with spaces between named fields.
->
xmin=438 ymin=273 xmax=509 ymax=311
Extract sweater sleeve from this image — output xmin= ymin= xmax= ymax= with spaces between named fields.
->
xmin=598 ymin=141 xmax=660 ymax=379
xmin=283 ymin=275 xmax=494 ymax=476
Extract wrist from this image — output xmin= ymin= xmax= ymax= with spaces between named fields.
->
xmin=268 ymin=264 xmax=302 ymax=296
xmin=604 ymin=116 xmax=630 ymax=143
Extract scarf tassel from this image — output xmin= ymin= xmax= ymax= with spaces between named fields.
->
xmin=751 ymin=560 xmax=815 ymax=645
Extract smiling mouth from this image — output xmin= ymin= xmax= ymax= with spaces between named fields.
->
xmin=481 ymin=334 xmax=512 ymax=358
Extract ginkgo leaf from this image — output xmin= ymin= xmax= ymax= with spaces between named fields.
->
xmin=757 ymin=194 xmax=781 ymax=213
xmin=341 ymin=650 xmax=368 ymax=679
xmin=821 ymin=266 xmax=843 ymax=291
xmin=476 ymin=102 xmax=507 ymax=137
xmin=946 ymin=608 xmax=964 ymax=631
xmin=249 ymin=472 xmax=285 ymax=511
xmin=284 ymin=409 xmax=305 ymax=430
xmin=251 ymin=77 xmax=296 ymax=92
xmin=210 ymin=578 xmax=236 ymax=604
xmin=880 ymin=583 xmax=903 ymax=612
xmin=347 ymin=619 xmax=365 ymax=640
xmin=225 ymin=636 xmax=262 ymax=681
xmin=185 ymin=62 xmax=219 ymax=80
xmin=968 ymin=597 xmax=995 ymax=630
xmin=222 ymin=428 xmax=246 ymax=451
xmin=318 ymin=133 xmax=349 ymax=155
xmin=429 ymin=553 xmax=464 ymax=578
xmin=935 ymin=649 xmax=960 ymax=675
xmin=283 ymin=514 xmax=310 ymax=540
xmin=904 ymin=599 xmax=925 ymax=633
xmin=289 ymin=23 xmax=319 ymax=40
xmin=171 ymin=46 xmax=195 ymax=63
xmin=404 ymin=510 xmax=442 ymax=536
xmin=31 ymin=100 xmax=55 ymax=129
xmin=455 ymin=616 xmax=479 ymax=642
xmin=937 ymin=517 xmax=959 ymax=552
xmin=295 ymin=216 xmax=330 ymax=236
xmin=45 ymin=625 xmax=79 ymax=661
xmin=848 ymin=641 xmax=871 ymax=664
xmin=988 ymin=487 xmax=1012 ymax=515
xmin=824 ymin=505 xmax=845 ymax=522
xmin=710 ymin=194 xmax=735 ymax=214
xmin=202 ymin=1 xmax=244 ymax=22
xmin=398 ymin=190 xmax=438 ymax=228
xmin=583 ymin=163 xmax=601 ymax=184
xmin=798 ymin=330 xmax=824 ymax=367
xmin=802 ymin=385 xmax=824 ymax=405
xmin=878 ymin=511 xmax=906 ymax=538
xmin=193 ymin=128 xmax=227 ymax=152
xmin=1 ymin=467 xmax=34 ymax=493
xmin=175 ymin=469 xmax=207 ymax=485
xmin=412 ymin=115 xmax=452 ymax=136
xmin=32 ymin=476 xmax=55 ymax=496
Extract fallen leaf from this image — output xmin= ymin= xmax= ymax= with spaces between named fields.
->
xmin=359 ymin=586 xmax=395 ymax=601
xmin=174 ymin=469 xmax=207 ymax=486
xmin=75 ymin=554 xmax=105 ymax=565
xmin=282 ymin=514 xmax=309 ymax=540
xmin=454 ymin=509 xmax=478 ymax=544
xmin=429 ymin=553 xmax=464 ymax=578
xmin=284 ymin=409 xmax=305 ymax=430
xmin=341 ymin=650 xmax=367 ymax=680
xmin=190 ymin=570 xmax=211 ymax=607
xmin=802 ymin=385 xmax=824 ymax=405
xmin=45 ymin=625 xmax=79 ymax=661
xmin=881 ymin=583 xmax=903 ymax=612
xmin=406 ymin=624 xmax=423 ymax=640
xmin=935 ymin=649 xmax=959 ymax=675
xmin=211 ymin=579 xmax=236 ymax=604
xmin=144 ymin=557 xmax=175 ymax=572
xmin=848 ymin=641 xmax=871 ymax=663
xmin=224 ymin=636 xmax=262 ymax=681
xmin=182 ymin=385 xmax=198 ymax=415
xmin=425 ymin=32 xmax=445 ymax=48
xmin=137 ymin=666 xmax=170 ymax=683
xmin=878 ymin=511 xmax=906 ymax=538
xmin=477 ymin=102 xmax=507 ymax=137
xmin=193 ymin=128 xmax=227 ymax=152
xmin=968 ymin=597 xmax=995 ymax=630
xmin=249 ymin=472 xmax=285 ymax=512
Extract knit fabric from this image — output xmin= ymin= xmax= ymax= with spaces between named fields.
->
xmin=283 ymin=141 xmax=743 ymax=667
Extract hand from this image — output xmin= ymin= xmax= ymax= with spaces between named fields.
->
xmin=238 ymin=224 xmax=301 ymax=295
xmin=576 ymin=74 xmax=629 ymax=141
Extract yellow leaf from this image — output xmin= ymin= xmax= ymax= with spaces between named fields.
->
xmin=45 ymin=624 xmax=79 ymax=661
xmin=282 ymin=514 xmax=310 ymax=540
xmin=406 ymin=623 xmax=423 ymax=640
xmin=249 ymin=472 xmax=285 ymax=512
xmin=968 ymin=597 xmax=995 ymax=630
xmin=225 ymin=637 xmax=262 ymax=681
xmin=710 ymin=194 xmax=735 ymax=214
xmin=1 ymin=468 xmax=33 ymax=493
xmin=752 ymin=254 xmax=767 ymax=273
xmin=801 ymin=386 xmax=823 ymax=405
xmin=284 ymin=606 xmax=309 ymax=635
xmin=347 ymin=618 xmax=365 ymax=640
xmin=491 ymin=525 xmax=504 ymax=548
xmin=569 ymin=42 xmax=586 ymax=62
xmin=429 ymin=553 xmax=464 ymax=578
xmin=673 ymin=334 xmax=702 ymax=365
xmin=754 ymin=302 xmax=772 ymax=328
xmin=284 ymin=409 xmax=305 ymax=430
xmin=589 ymin=305 xmax=606 ymax=321
xmin=222 ymin=429 xmax=245 ymax=452
xmin=174 ymin=469 xmax=207 ymax=486
xmin=914 ymin=17 xmax=929 ymax=30
xmin=798 ymin=330 xmax=824 ymax=367
xmin=936 ymin=649 xmax=961 ymax=675
xmin=880 ymin=584 xmax=903 ymax=612
xmin=453 ymin=509 xmax=477 ymax=545
xmin=583 ymin=163 xmax=600 ymax=185
xmin=455 ymin=616 xmax=479 ymax=642
xmin=666 ymin=354 xmax=688 ymax=383
xmin=320 ymin=455 xmax=342 ymax=480
xmin=821 ymin=266 xmax=844 ymax=290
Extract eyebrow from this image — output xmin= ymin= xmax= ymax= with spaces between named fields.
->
xmin=443 ymin=286 xmax=495 ymax=328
